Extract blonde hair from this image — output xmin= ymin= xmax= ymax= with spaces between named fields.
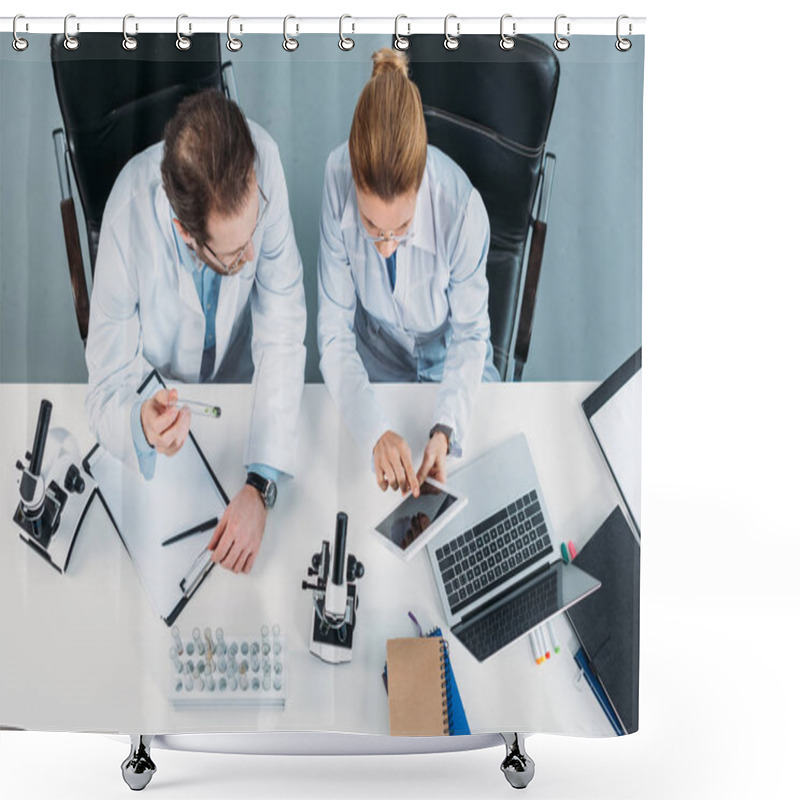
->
xmin=348 ymin=48 xmax=427 ymax=200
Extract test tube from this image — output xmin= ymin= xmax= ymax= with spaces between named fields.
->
xmin=241 ymin=642 xmax=249 ymax=656
xmin=185 ymin=676 xmax=194 ymax=692
xmin=251 ymin=657 xmax=260 ymax=673
xmin=240 ymin=660 xmax=248 ymax=674
xmin=250 ymin=641 xmax=259 ymax=657
xmin=204 ymin=627 xmax=214 ymax=653
xmin=175 ymin=680 xmax=183 ymax=692
xmin=218 ymin=677 xmax=227 ymax=692
xmin=171 ymin=626 xmax=183 ymax=655
xmin=186 ymin=659 xmax=195 ymax=675
xmin=169 ymin=647 xmax=183 ymax=673
xmin=229 ymin=642 xmax=238 ymax=657
xmin=196 ymin=677 xmax=205 ymax=692
xmin=197 ymin=661 xmax=205 ymax=675
xmin=273 ymin=624 xmax=280 ymax=636
xmin=216 ymin=627 xmax=226 ymax=655
xmin=273 ymin=640 xmax=282 ymax=656
xmin=251 ymin=678 xmax=260 ymax=691
xmin=207 ymin=677 xmax=216 ymax=692
xmin=217 ymin=656 xmax=227 ymax=672
xmin=274 ymin=661 xmax=283 ymax=676
xmin=239 ymin=675 xmax=247 ymax=691
xmin=273 ymin=677 xmax=282 ymax=691
xmin=186 ymin=641 xmax=194 ymax=657
xmin=230 ymin=677 xmax=238 ymax=692
xmin=193 ymin=627 xmax=205 ymax=656
xmin=263 ymin=661 xmax=271 ymax=677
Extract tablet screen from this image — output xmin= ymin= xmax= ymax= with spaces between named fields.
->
xmin=375 ymin=481 xmax=460 ymax=552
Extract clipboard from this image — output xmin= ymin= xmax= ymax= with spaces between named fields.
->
xmin=83 ymin=370 xmax=229 ymax=626
xmin=582 ymin=348 xmax=642 ymax=536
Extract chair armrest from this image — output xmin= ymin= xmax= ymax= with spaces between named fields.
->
xmin=59 ymin=197 xmax=90 ymax=345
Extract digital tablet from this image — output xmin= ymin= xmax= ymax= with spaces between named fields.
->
xmin=373 ymin=478 xmax=467 ymax=561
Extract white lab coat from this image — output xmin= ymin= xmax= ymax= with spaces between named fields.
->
xmin=317 ymin=143 xmax=498 ymax=457
xmin=85 ymin=122 xmax=306 ymax=476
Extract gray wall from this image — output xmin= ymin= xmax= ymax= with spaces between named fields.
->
xmin=0 ymin=34 xmax=642 ymax=383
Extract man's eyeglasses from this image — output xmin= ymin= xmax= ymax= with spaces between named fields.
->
xmin=200 ymin=184 xmax=269 ymax=276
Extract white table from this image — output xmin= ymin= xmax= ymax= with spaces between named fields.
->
xmin=0 ymin=382 xmax=620 ymax=736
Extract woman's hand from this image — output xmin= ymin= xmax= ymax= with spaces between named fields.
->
xmin=416 ymin=432 xmax=448 ymax=486
xmin=373 ymin=431 xmax=420 ymax=496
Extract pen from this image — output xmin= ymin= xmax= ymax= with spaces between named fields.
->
xmin=176 ymin=397 xmax=222 ymax=419
xmin=162 ymin=517 xmax=219 ymax=547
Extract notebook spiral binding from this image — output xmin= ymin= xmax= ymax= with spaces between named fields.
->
xmin=438 ymin=637 xmax=449 ymax=734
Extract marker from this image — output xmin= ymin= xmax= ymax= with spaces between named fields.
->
xmin=162 ymin=517 xmax=218 ymax=547
xmin=176 ymin=397 xmax=222 ymax=419
xmin=546 ymin=620 xmax=560 ymax=655
xmin=530 ymin=631 xmax=543 ymax=665
xmin=538 ymin=627 xmax=551 ymax=660
xmin=560 ymin=542 xmax=570 ymax=563
xmin=568 ymin=540 xmax=578 ymax=560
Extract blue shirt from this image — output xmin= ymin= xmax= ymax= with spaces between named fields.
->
xmin=130 ymin=224 xmax=281 ymax=486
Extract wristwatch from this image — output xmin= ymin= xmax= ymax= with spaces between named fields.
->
xmin=429 ymin=424 xmax=454 ymax=456
xmin=245 ymin=471 xmax=277 ymax=509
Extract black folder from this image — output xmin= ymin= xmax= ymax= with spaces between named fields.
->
xmin=566 ymin=506 xmax=640 ymax=733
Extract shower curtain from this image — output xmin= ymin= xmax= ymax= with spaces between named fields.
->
xmin=0 ymin=25 xmax=643 ymax=740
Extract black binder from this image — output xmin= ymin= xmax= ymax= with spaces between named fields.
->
xmin=566 ymin=506 xmax=640 ymax=734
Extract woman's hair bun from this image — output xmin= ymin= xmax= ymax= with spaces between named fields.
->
xmin=371 ymin=47 xmax=409 ymax=79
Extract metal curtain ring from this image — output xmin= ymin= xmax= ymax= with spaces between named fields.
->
xmin=176 ymin=14 xmax=191 ymax=51
xmin=283 ymin=15 xmax=299 ymax=51
xmin=12 ymin=15 xmax=29 ymax=52
xmin=122 ymin=15 xmax=138 ymax=51
xmin=227 ymin=15 xmax=242 ymax=52
xmin=64 ymin=14 xmax=79 ymax=51
xmin=554 ymin=14 xmax=570 ymax=51
xmin=339 ymin=15 xmax=355 ymax=51
xmin=444 ymin=14 xmax=460 ymax=51
xmin=394 ymin=15 xmax=410 ymax=51
xmin=616 ymin=15 xmax=632 ymax=51
xmin=500 ymin=14 xmax=516 ymax=50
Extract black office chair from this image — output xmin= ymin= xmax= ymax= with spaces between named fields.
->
xmin=50 ymin=33 xmax=237 ymax=345
xmin=408 ymin=35 xmax=559 ymax=381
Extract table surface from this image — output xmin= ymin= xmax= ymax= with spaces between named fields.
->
xmin=0 ymin=382 xmax=622 ymax=736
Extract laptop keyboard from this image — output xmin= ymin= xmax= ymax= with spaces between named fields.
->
xmin=434 ymin=490 xmax=553 ymax=615
xmin=454 ymin=570 xmax=559 ymax=662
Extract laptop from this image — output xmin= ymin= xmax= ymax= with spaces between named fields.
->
xmin=426 ymin=432 xmax=601 ymax=662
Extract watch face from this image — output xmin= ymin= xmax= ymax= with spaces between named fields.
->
xmin=265 ymin=480 xmax=277 ymax=508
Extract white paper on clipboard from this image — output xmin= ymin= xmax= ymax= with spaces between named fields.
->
xmin=84 ymin=371 xmax=228 ymax=624
xmin=583 ymin=350 xmax=642 ymax=534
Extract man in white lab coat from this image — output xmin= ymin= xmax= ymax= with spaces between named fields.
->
xmin=85 ymin=90 xmax=306 ymax=575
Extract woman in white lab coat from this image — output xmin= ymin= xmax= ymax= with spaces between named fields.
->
xmin=317 ymin=49 xmax=499 ymax=497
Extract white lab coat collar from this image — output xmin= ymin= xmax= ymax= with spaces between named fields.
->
xmin=340 ymin=166 xmax=436 ymax=256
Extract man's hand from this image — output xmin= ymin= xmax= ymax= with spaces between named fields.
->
xmin=373 ymin=430 xmax=420 ymax=496
xmin=416 ymin=432 xmax=448 ymax=486
xmin=207 ymin=485 xmax=267 ymax=574
xmin=141 ymin=388 xmax=191 ymax=456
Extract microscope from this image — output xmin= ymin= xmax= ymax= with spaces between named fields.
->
xmin=12 ymin=399 xmax=96 ymax=573
xmin=302 ymin=512 xmax=365 ymax=664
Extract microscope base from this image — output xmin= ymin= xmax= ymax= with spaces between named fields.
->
xmin=309 ymin=584 xmax=358 ymax=664
xmin=13 ymin=485 xmax=97 ymax=574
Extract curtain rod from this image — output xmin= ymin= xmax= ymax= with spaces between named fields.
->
xmin=1 ymin=15 xmax=646 ymax=37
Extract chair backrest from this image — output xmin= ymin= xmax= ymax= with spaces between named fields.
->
xmin=407 ymin=35 xmax=559 ymax=379
xmin=51 ymin=33 xmax=224 ymax=272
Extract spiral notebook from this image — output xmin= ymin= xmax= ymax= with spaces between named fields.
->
xmin=387 ymin=637 xmax=450 ymax=736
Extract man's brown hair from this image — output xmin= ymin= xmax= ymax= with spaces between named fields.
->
xmin=161 ymin=89 xmax=256 ymax=244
